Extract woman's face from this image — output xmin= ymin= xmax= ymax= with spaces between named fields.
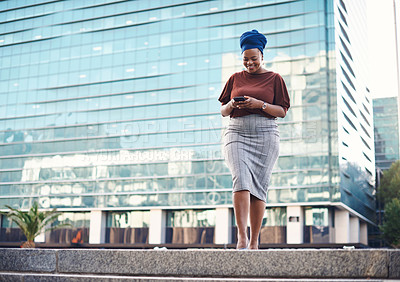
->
xmin=242 ymin=48 xmax=263 ymax=74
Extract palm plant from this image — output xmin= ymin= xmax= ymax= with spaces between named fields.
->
xmin=1 ymin=201 xmax=71 ymax=248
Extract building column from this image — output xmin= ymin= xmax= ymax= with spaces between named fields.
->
xmin=360 ymin=222 xmax=368 ymax=245
xmin=214 ymin=207 xmax=232 ymax=245
xmin=335 ymin=209 xmax=350 ymax=243
xmin=349 ymin=216 xmax=360 ymax=243
xmin=149 ymin=209 xmax=166 ymax=244
xmin=286 ymin=206 xmax=304 ymax=244
xmin=89 ymin=210 xmax=106 ymax=244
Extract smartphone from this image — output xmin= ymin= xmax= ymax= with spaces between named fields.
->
xmin=233 ymin=96 xmax=246 ymax=102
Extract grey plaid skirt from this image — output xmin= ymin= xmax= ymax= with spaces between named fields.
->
xmin=223 ymin=114 xmax=279 ymax=202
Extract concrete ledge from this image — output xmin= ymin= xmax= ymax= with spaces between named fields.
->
xmin=0 ymin=248 xmax=56 ymax=273
xmin=390 ymin=250 xmax=400 ymax=278
xmin=0 ymin=273 xmax=393 ymax=282
xmin=57 ymin=249 xmax=389 ymax=279
xmin=0 ymin=248 xmax=399 ymax=279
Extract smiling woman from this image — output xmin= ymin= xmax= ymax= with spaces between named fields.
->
xmin=242 ymin=49 xmax=262 ymax=74
xmin=218 ymin=30 xmax=290 ymax=250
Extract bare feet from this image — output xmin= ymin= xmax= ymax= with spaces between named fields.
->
xmin=248 ymin=239 xmax=259 ymax=250
xmin=236 ymin=235 xmax=248 ymax=249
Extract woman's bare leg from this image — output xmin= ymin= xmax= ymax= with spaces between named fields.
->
xmin=249 ymin=195 xmax=266 ymax=249
xmin=233 ymin=190 xmax=250 ymax=249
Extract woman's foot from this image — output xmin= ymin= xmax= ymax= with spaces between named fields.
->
xmin=236 ymin=235 xmax=248 ymax=249
xmin=248 ymin=239 xmax=259 ymax=250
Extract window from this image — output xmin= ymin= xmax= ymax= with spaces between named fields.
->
xmin=304 ymin=207 xmax=329 ymax=243
xmin=340 ymin=51 xmax=355 ymax=77
xmin=359 ymin=110 xmax=371 ymax=127
xmin=362 ymin=104 xmax=370 ymax=115
xmin=360 ymin=123 xmax=371 ymax=138
xmin=105 ymin=211 xmax=150 ymax=244
xmin=339 ymin=0 xmax=348 ymax=13
xmin=342 ymin=96 xmax=356 ymax=117
xmin=341 ymin=67 xmax=355 ymax=90
xmin=338 ymin=7 xmax=348 ymax=25
xmin=48 ymin=212 xmax=90 ymax=244
xmin=343 ymin=112 xmax=357 ymax=131
xmin=342 ymin=82 xmax=356 ymax=103
xmin=361 ymin=136 xmax=371 ymax=150
xmin=363 ymin=152 xmax=372 ymax=162
xmin=339 ymin=22 xmax=350 ymax=43
xmin=259 ymin=207 xmax=287 ymax=244
xmin=107 ymin=211 xmax=150 ymax=228
xmin=339 ymin=36 xmax=353 ymax=60
xmin=166 ymin=209 xmax=216 ymax=244
xmin=167 ymin=209 xmax=215 ymax=227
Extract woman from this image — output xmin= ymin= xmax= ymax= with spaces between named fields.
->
xmin=218 ymin=30 xmax=290 ymax=250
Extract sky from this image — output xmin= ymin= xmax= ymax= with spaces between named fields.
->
xmin=367 ymin=0 xmax=399 ymax=99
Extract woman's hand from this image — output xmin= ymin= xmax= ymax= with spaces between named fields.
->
xmin=235 ymin=96 xmax=287 ymax=117
xmin=221 ymin=97 xmax=258 ymax=116
xmin=235 ymin=96 xmax=263 ymax=110
xmin=222 ymin=96 xmax=286 ymax=118
xmin=220 ymin=99 xmax=236 ymax=116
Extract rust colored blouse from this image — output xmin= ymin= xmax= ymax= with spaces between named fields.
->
xmin=218 ymin=70 xmax=290 ymax=118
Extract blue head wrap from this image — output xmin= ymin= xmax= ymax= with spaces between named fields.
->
xmin=240 ymin=29 xmax=267 ymax=54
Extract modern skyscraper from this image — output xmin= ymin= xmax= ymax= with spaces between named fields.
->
xmin=373 ymin=97 xmax=400 ymax=170
xmin=0 ymin=0 xmax=374 ymax=245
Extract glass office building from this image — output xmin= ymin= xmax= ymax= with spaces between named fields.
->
xmin=373 ymin=97 xmax=400 ymax=171
xmin=0 ymin=0 xmax=374 ymax=245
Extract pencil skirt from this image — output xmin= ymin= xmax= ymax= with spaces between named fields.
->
xmin=223 ymin=114 xmax=279 ymax=202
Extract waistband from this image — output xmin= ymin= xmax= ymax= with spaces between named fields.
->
xmin=228 ymin=114 xmax=278 ymax=130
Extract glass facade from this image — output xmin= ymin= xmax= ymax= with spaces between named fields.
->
xmin=0 ymin=0 xmax=375 ymax=245
xmin=373 ymin=97 xmax=400 ymax=170
xmin=48 ymin=212 xmax=90 ymax=243
xmin=106 ymin=210 xmax=149 ymax=243
xmin=304 ymin=207 xmax=329 ymax=243
xmin=334 ymin=0 xmax=375 ymax=220
xmin=259 ymin=207 xmax=287 ymax=244
xmin=166 ymin=209 xmax=215 ymax=244
xmin=0 ymin=0 xmax=336 ymax=209
xmin=232 ymin=207 xmax=287 ymax=244
xmin=0 ymin=214 xmax=26 ymax=242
